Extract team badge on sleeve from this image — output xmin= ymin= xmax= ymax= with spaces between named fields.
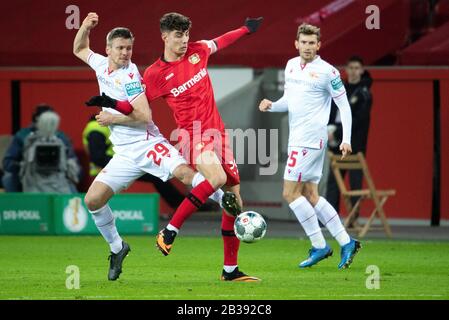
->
xmin=331 ymin=76 xmax=343 ymax=90
xmin=125 ymin=81 xmax=143 ymax=96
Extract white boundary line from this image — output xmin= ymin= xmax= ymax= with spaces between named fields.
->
xmin=6 ymin=293 xmax=448 ymax=300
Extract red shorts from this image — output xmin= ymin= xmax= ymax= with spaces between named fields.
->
xmin=179 ymin=132 xmax=240 ymax=187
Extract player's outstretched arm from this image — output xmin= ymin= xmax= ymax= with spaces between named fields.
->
xmin=73 ymin=12 xmax=99 ymax=63
xmin=208 ymin=17 xmax=263 ymax=54
xmin=259 ymin=95 xmax=288 ymax=113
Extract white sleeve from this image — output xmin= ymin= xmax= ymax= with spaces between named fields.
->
xmin=327 ymin=67 xmax=351 ymax=145
xmin=333 ymin=93 xmax=352 ymax=145
xmin=122 ymin=64 xmax=145 ymax=103
xmin=269 ymin=63 xmax=289 ymax=112
xmin=269 ymin=94 xmax=288 ymax=112
xmin=327 ymin=68 xmax=346 ymax=98
xmin=86 ymin=50 xmax=106 ymax=70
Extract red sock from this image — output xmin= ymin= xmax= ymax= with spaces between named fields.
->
xmin=169 ymin=180 xmax=215 ymax=229
xmin=221 ymin=210 xmax=240 ymax=266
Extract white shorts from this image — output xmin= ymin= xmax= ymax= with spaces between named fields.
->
xmin=94 ymin=138 xmax=187 ymax=193
xmin=283 ymin=146 xmax=325 ymax=184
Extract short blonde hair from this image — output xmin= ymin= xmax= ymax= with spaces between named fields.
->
xmin=297 ymin=23 xmax=320 ymax=41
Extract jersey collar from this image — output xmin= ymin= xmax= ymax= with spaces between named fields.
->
xmin=106 ymin=61 xmax=128 ymax=75
xmin=300 ymin=55 xmax=321 ymax=70
xmin=160 ymin=49 xmax=188 ymax=66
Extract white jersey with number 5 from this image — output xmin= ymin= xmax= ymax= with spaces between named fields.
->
xmin=272 ymin=55 xmax=351 ymax=149
xmin=87 ymin=50 xmax=162 ymax=146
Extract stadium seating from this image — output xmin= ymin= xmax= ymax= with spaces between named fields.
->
xmin=399 ymin=20 xmax=449 ymax=65
xmin=1 ymin=0 xmax=410 ymax=67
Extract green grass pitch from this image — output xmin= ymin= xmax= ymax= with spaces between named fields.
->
xmin=1 ymin=235 xmax=448 ymax=300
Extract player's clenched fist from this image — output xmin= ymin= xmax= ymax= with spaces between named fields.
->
xmin=81 ymin=12 xmax=99 ymax=30
xmin=259 ymin=99 xmax=272 ymax=112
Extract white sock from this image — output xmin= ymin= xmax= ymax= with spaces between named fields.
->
xmin=314 ymin=197 xmax=351 ymax=246
xmin=166 ymin=223 xmax=179 ymax=234
xmin=192 ymin=172 xmax=205 ymax=187
xmin=89 ymin=204 xmax=123 ymax=254
xmin=192 ymin=172 xmax=224 ymax=208
xmin=289 ymin=196 xmax=326 ymax=249
xmin=223 ymin=265 xmax=237 ymax=273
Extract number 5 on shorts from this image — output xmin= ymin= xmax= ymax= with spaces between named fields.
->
xmin=288 ymin=151 xmax=298 ymax=167
xmin=146 ymin=143 xmax=170 ymax=166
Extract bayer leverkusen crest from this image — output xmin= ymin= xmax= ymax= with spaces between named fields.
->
xmin=188 ymin=53 xmax=201 ymax=64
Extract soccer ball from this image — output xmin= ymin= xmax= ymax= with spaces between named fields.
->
xmin=234 ymin=211 xmax=267 ymax=243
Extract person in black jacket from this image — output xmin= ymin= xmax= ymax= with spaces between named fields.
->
xmin=326 ymin=56 xmax=373 ymax=223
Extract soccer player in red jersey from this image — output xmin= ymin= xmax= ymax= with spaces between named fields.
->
xmin=88 ymin=13 xmax=263 ymax=281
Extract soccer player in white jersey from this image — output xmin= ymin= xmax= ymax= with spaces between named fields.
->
xmin=259 ymin=23 xmax=361 ymax=269
xmin=73 ymin=13 xmax=234 ymax=280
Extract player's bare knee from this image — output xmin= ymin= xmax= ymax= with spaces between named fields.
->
xmin=83 ymin=194 xmax=96 ymax=211
xmin=173 ymin=164 xmax=194 ymax=185
xmin=282 ymin=193 xmax=294 ymax=204
xmin=208 ymin=171 xmax=227 ymax=189
xmin=282 ymin=190 xmax=289 ymax=203
xmin=304 ymin=192 xmax=319 ymax=206
xmin=84 ymin=193 xmax=104 ymax=212
xmin=282 ymin=189 xmax=299 ymax=204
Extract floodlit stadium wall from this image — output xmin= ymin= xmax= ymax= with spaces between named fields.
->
xmin=0 ymin=67 xmax=448 ymax=224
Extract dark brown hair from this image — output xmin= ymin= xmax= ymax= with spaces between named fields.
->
xmin=160 ymin=12 xmax=192 ymax=33
xmin=347 ymin=55 xmax=364 ymax=65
